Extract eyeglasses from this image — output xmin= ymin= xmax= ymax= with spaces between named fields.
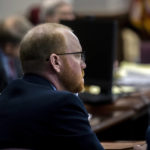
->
xmin=46 ymin=51 xmax=85 ymax=62
xmin=57 ymin=51 xmax=85 ymax=62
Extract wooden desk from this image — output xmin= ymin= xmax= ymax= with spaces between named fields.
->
xmin=85 ymin=90 xmax=150 ymax=133
xmin=101 ymin=141 xmax=146 ymax=150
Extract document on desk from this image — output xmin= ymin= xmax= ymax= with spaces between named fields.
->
xmin=116 ymin=61 xmax=150 ymax=87
xmin=101 ymin=141 xmax=145 ymax=150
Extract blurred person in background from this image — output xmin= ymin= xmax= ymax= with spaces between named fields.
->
xmin=0 ymin=15 xmax=33 ymax=92
xmin=39 ymin=0 xmax=75 ymax=23
xmin=27 ymin=0 xmax=75 ymax=25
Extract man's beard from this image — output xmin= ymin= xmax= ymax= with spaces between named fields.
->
xmin=59 ymin=64 xmax=84 ymax=93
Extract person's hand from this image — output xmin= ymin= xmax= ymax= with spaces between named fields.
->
xmin=133 ymin=144 xmax=147 ymax=150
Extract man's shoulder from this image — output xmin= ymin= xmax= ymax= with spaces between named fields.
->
xmin=1 ymin=79 xmax=86 ymax=113
xmin=0 ymin=78 xmax=51 ymax=98
xmin=2 ymin=78 xmax=50 ymax=91
xmin=52 ymin=91 xmax=88 ymax=115
xmin=53 ymin=91 xmax=84 ymax=106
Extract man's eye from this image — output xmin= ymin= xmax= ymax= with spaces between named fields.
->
xmin=75 ymin=54 xmax=81 ymax=59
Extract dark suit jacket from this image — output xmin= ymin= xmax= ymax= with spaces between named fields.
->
xmin=0 ymin=50 xmax=23 ymax=92
xmin=0 ymin=74 xmax=104 ymax=150
xmin=146 ymin=126 xmax=150 ymax=150
xmin=0 ymin=61 xmax=7 ymax=92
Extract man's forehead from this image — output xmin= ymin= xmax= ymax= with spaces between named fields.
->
xmin=62 ymin=29 xmax=79 ymax=43
xmin=57 ymin=28 xmax=76 ymax=38
xmin=67 ymin=30 xmax=78 ymax=40
xmin=65 ymin=30 xmax=82 ymax=51
xmin=54 ymin=27 xmax=82 ymax=50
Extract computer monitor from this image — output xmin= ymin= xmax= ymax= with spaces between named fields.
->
xmin=61 ymin=18 xmax=118 ymax=104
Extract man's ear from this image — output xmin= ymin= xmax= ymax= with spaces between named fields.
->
xmin=49 ymin=53 xmax=61 ymax=73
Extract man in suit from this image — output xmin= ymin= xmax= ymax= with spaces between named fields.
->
xmin=0 ymin=15 xmax=32 ymax=92
xmin=0 ymin=23 xmax=104 ymax=150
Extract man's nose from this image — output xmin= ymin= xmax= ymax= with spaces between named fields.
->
xmin=81 ymin=60 xmax=86 ymax=69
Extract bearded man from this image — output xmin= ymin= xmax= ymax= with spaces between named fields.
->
xmin=0 ymin=23 xmax=104 ymax=150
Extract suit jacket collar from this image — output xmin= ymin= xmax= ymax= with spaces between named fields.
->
xmin=23 ymin=74 xmax=55 ymax=90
